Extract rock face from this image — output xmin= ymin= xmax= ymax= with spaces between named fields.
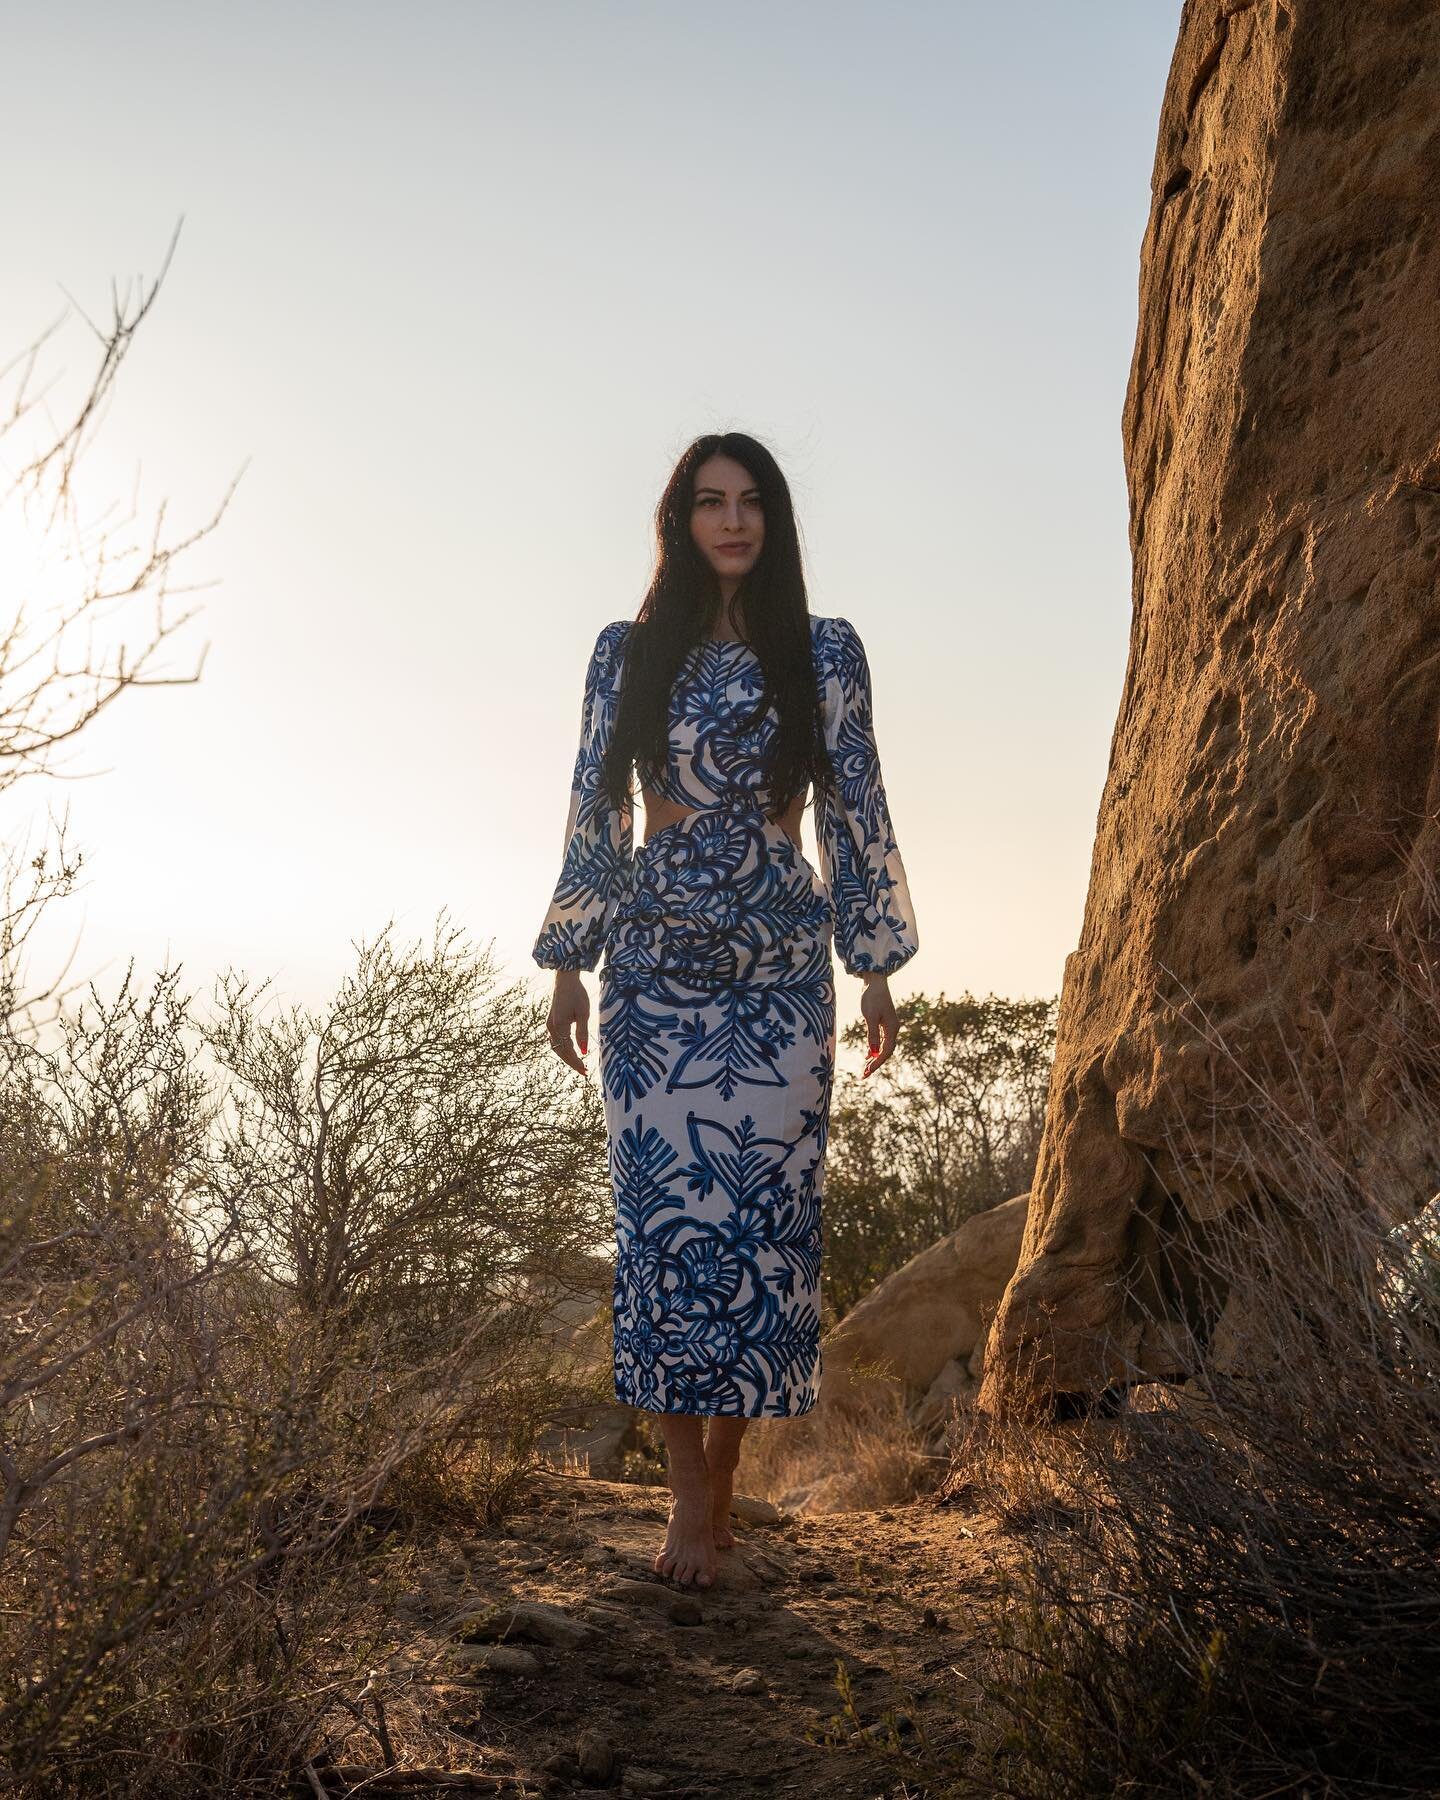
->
xmin=982 ymin=0 xmax=1440 ymax=1404
xmin=821 ymin=1194 xmax=1028 ymax=1423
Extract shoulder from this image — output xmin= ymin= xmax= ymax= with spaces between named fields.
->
xmin=584 ymin=618 xmax=634 ymax=679
xmin=593 ymin=618 xmax=634 ymax=658
xmin=808 ymin=613 xmax=869 ymax=680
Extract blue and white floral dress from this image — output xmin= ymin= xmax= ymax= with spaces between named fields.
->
xmin=534 ymin=615 xmax=918 ymax=1417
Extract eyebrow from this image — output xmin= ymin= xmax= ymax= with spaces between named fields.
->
xmin=695 ymin=485 xmax=761 ymax=497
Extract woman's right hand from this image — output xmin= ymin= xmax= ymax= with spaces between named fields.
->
xmin=546 ymin=970 xmax=590 ymax=1075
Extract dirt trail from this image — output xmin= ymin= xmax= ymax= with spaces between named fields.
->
xmin=359 ymin=1468 xmax=1007 ymax=1798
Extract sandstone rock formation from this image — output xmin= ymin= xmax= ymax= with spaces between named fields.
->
xmin=820 ymin=1193 xmax=1028 ymax=1425
xmin=982 ymin=0 xmax=1440 ymax=1405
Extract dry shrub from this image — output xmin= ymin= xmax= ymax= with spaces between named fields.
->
xmin=950 ymin=865 xmax=1440 ymax=1799
xmin=0 ymin=923 xmax=609 ymax=1795
xmin=738 ymin=1379 xmax=945 ymax=1515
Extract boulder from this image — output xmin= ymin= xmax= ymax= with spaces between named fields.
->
xmin=820 ymin=1194 xmax=1028 ymax=1419
xmin=983 ymin=1 xmax=1440 ymax=1406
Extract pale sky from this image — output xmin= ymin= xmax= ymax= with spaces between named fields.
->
xmin=1 ymin=1 xmax=1182 ymax=1043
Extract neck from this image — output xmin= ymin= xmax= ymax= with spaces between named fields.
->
xmin=711 ymin=589 xmax=743 ymax=641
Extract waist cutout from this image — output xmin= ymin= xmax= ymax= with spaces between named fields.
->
xmin=608 ymin=802 xmax=833 ymax=988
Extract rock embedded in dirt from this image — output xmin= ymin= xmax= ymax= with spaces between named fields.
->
xmin=850 ymin=1712 xmax=915 ymax=1743
xmin=575 ymin=1727 xmax=615 ymax=1783
xmin=453 ymin=1643 xmax=544 ymax=1676
xmin=596 ymin=1655 xmax=644 ymax=1684
xmin=574 ymin=1598 xmax=635 ymax=1631
xmin=598 ymin=1575 xmax=705 ymax=1624
xmin=730 ymin=1666 xmax=766 ymax=1695
xmin=620 ymin=1770 xmax=667 ymax=1796
xmin=452 ymin=1598 xmax=596 ymax=1649
xmin=728 ymin=1494 xmax=782 ymax=1526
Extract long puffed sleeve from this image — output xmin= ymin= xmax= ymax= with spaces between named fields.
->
xmin=532 ymin=620 xmax=634 ymax=972
xmin=812 ymin=615 xmax=919 ymax=977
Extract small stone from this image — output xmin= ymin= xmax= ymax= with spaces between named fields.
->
xmin=450 ymin=1598 xmax=596 ymax=1649
xmin=454 ymin=1643 xmax=543 ymax=1676
xmin=576 ymin=1727 xmax=615 ymax=1783
xmin=730 ymin=1666 xmax=765 ymax=1695
xmin=575 ymin=1599 xmax=634 ymax=1630
xmin=803 ymin=1565 xmax=837 ymax=1583
xmin=729 ymin=1494 xmax=782 ymax=1526
xmin=541 ymin=1750 xmax=580 ymax=1778
xmin=783 ymin=1642 xmax=810 ymax=1661
xmin=599 ymin=1575 xmax=704 ymax=1626
xmin=622 ymin=1770 xmax=668 ymax=1796
xmin=850 ymin=1711 xmax=915 ymax=1744
xmin=579 ymin=1545 xmax=614 ymax=1568
xmin=921 ymin=1606 xmax=950 ymax=1631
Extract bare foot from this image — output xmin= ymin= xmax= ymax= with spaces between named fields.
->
xmin=653 ymin=1477 xmax=716 ymax=1587
xmin=710 ymin=1463 xmax=737 ymax=1550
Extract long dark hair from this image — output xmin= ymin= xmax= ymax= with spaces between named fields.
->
xmin=601 ymin=431 xmax=834 ymax=815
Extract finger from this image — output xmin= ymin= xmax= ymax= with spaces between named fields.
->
xmin=548 ymin=1024 xmax=587 ymax=1075
xmin=865 ymin=1012 xmax=897 ymax=1073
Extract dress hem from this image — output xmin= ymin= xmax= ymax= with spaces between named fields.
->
xmin=617 ymin=1391 xmax=821 ymax=1421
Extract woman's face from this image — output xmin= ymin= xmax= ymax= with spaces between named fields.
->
xmin=689 ymin=453 xmax=765 ymax=588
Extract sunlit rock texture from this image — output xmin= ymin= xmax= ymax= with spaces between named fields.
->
xmin=982 ymin=0 xmax=1440 ymax=1403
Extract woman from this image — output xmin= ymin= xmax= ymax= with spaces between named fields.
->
xmin=534 ymin=431 xmax=918 ymax=1588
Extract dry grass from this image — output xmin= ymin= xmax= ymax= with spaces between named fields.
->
xmin=735 ymin=1381 xmax=946 ymax=1515
xmin=945 ymin=861 xmax=1440 ymax=1799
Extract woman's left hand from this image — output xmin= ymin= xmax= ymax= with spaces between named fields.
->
xmin=860 ymin=973 xmax=899 ymax=1077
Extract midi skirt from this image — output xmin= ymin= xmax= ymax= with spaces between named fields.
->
xmin=597 ymin=803 xmax=837 ymax=1417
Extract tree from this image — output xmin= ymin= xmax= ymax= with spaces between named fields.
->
xmin=824 ymin=991 xmax=1057 ymax=1319
xmin=0 ymin=218 xmax=235 ymax=1033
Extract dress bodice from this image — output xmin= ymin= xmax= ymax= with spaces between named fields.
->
xmin=642 ymin=638 xmax=780 ymax=814
xmin=533 ymin=613 xmax=919 ymax=980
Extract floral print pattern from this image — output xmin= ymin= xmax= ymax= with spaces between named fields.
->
xmin=534 ymin=617 xmax=917 ymax=1415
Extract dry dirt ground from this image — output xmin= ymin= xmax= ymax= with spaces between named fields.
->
xmin=316 ymin=1467 xmax=1014 ymax=1799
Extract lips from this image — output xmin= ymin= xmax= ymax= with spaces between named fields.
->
xmin=717 ymin=544 xmax=752 ymax=553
